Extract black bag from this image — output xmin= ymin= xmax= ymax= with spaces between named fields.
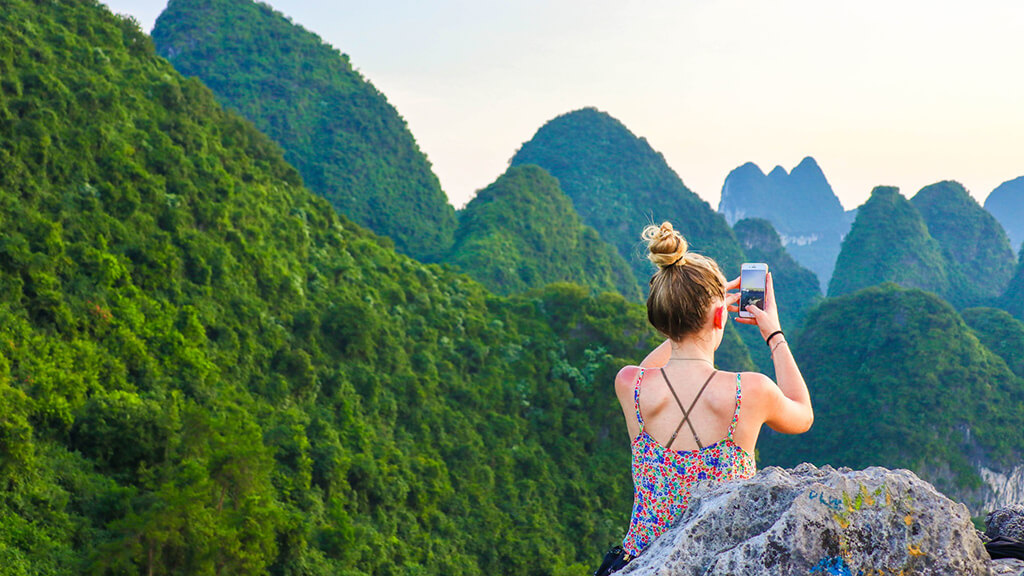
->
xmin=593 ymin=545 xmax=631 ymax=576
xmin=986 ymin=535 xmax=1024 ymax=560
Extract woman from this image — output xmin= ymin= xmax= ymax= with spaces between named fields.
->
xmin=595 ymin=222 xmax=813 ymax=574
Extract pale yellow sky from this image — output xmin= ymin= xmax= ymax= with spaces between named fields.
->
xmin=107 ymin=0 xmax=1024 ymax=210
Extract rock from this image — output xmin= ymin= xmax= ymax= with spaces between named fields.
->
xmin=987 ymin=505 xmax=1024 ymax=541
xmin=620 ymin=463 xmax=990 ymax=576
xmin=991 ymin=558 xmax=1024 ymax=576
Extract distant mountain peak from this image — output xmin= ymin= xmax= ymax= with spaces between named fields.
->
xmin=767 ymin=165 xmax=789 ymax=180
xmin=719 ymin=157 xmax=847 ymax=289
xmin=984 ymin=176 xmax=1024 ymax=252
xmin=511 ymin=107 xmax=744 ymax=284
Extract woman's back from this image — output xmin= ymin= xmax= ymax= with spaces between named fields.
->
xmin=616 ymin=364 xmax=757 ymax=557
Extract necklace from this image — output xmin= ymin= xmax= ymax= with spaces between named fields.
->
xmin=667 ymin=356 xmax=714 ymax=366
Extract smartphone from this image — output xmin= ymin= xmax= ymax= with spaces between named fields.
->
xmin=739 ymin=263 xmax=768 ymax=318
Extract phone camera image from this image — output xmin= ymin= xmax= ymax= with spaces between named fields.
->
xmin=740 ymin=289 xmax=765 ymax=311
xmin=739 ymin=264 xmax=768 ymax=317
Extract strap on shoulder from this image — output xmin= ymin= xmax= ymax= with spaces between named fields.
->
xmin=728 ymin=373 xmax=742 ymax=439
xmin=633 ymin=368 xmax=646 ymax=429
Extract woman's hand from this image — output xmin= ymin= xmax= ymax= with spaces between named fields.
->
xmin=727 ymin=272 xmax=782 ymax=342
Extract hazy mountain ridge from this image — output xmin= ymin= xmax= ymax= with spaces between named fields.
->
xmin=445 ymin=165 xmax=640 ymax=299
xmin=719 ymin=157 xmax=851 ymax=290
xmin=985 ymin=176 xmax=1024 ymax=253
xmin=151 ymin=0 xmax=458 ymax=262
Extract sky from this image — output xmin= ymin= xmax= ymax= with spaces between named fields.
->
xmin=103 ymin=0 xmax=1024 ymax=211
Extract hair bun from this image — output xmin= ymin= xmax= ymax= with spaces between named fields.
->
xmin=642 ymin=221 xmax=688 ymax=268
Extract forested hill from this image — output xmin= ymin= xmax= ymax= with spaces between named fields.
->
xmin=828 ymin=186 xmax=948 ymax=299
xmin=445 ymin=165 xmax=640 ymax=299
xmin=508 ymin=108 xmax=755 ymax=372
xmin=759 ymin=284 xmax=1024 ymax=511
xmin=510 ymin=107 xmax=745 ymax=289
xmin=910 ymin=181 xmax=1015 ymax=309
xmin=0 ymin=1 xmax=670 ymax=572
xmin=151 ymin=0 xmax=457 ymax=262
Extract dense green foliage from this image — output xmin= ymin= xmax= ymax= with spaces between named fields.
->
xmin=511 ymin=107 xmax=745 ymax=290
xmin=732 ymin=218 xmax=821 ymax=373
xmin=910 ymin=181 xmax=1015 ymax=308
xmin=445 ymin=165 xmax=639 ymax=299
xmin=719 ymin=158 xmax=850 ymax=289
xmin=985 ymin=176 xmax=1024 ymax=252
xmin=151 ymin=0 xmax=457 ymax=262
xmin=759 ymin=285 xmax=1024 ymax=508
xmin=0 ymin=2 xmax=675 ymax=573
xmin=828 ymin=187 xmax=948 ymax=299
xmin=962 ymin=308 xmax=1024 ymax=379
xmin=1002 ymin=252 xmax=1024 ymax=321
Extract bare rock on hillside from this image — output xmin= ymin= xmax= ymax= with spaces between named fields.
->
xmin=987 ymin=505 xmax=1024 ymax=541
xmin=621 ymin=463 xmax=990 ymax=576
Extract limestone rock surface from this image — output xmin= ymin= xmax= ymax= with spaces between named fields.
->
xmin=988 ymin=505 xmax=1024 ymax=541
xmin=621 ymin=463 xmax=990 ymax=576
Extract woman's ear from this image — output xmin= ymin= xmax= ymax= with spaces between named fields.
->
xmin=714 ymin=306 xmax=726 ymax=330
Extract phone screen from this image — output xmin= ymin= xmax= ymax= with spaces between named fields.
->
xmin=740 ymin=267 xmax=766 ymax=315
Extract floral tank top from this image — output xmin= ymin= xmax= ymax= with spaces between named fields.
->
xmin=621 ymin=368 xmax=756 ymax=557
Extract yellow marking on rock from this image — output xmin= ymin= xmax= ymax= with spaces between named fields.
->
xmin=862 ymin=485 xmax=876 ymax=507
xmin=833 ymin=512 xmax=850 ymax=529
xmin=907 ymin=543 xmax=924 ymax=556
xmin=904 ymin=514 xmax=913 ymax=526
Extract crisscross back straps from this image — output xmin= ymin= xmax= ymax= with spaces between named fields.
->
xmin=660 ymin=368 xmax=716 ymax=450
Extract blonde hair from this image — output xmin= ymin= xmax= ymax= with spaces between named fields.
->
xmin=642 ymin=222 xmax=726 ymax=340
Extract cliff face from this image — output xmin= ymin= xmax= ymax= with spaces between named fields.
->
xmin=980 ymin=465 xmax=1024 ymax=513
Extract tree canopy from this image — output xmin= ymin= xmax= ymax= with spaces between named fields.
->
xmin=152 ymin=0 xmax=457 ymax=262
xmin=0 ymin=1 xmax=668 ymax=573
xmin=446 ymin=165 xmax=640 ymax=300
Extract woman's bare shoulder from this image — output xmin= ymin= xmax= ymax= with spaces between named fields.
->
xmin=614 ymin=365 xmax=643 ymax=397
xmin=722 ymin=370 xmax=776 ymax=394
